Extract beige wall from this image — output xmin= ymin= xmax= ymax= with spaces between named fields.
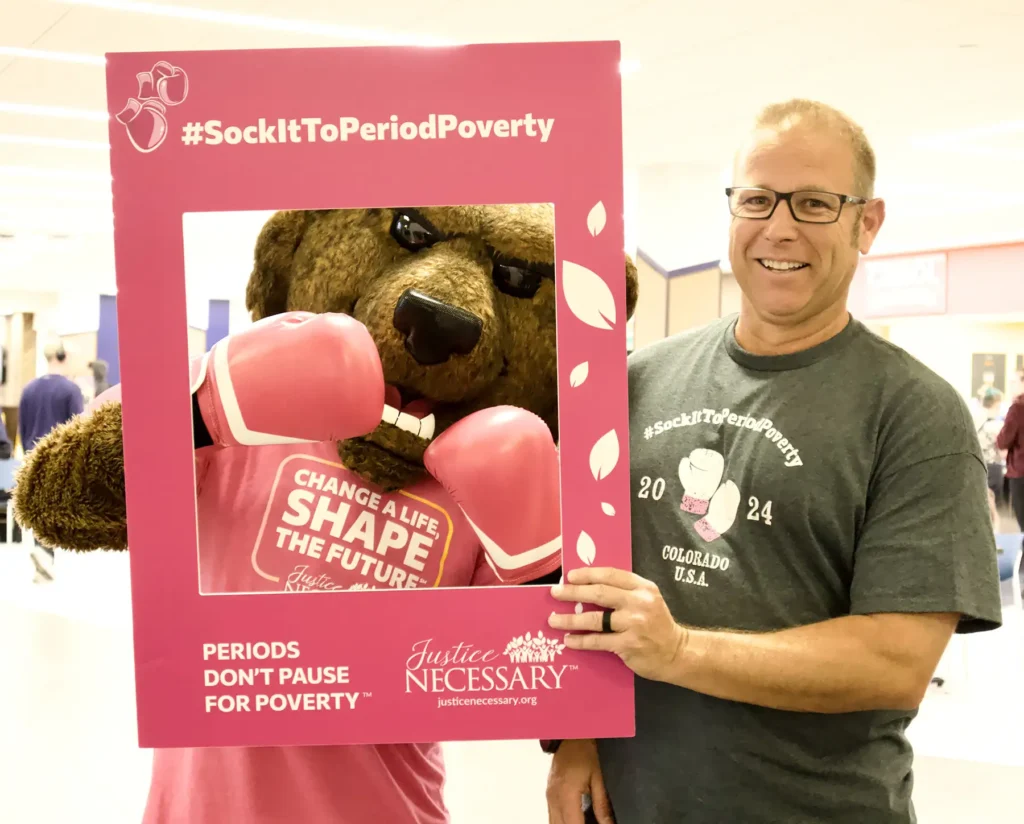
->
xmin=61 ymin=331 xmax=97 ymax=378
xmin=632 ymin=261 xmax=727 ymax=349
xmin=719 ymin=272 xmax=742 ymax=317
xmin=880 ymin=318 xmax=1024 ymax=403
xmin=187 ymin=326 xmax=207 ymax=360
xmin=632 ymin=257 xmax=668 ymax=349
xmin=667 ymin=266 xmax=721 ymax=336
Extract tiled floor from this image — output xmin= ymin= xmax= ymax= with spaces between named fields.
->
xmin=1 ymin=542 xmax=1021 ymax=823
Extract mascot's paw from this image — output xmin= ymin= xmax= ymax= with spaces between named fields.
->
xmin=12 ymin=401 xmax=128 ymax=552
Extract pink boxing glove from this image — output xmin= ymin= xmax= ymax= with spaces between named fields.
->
xmin=424 ymin=406 xmax=562 ymax=584
xmin=193 ymin=311 xmax=385 ymax=448
xmin=115 ymin=98 xmax=168 ymax=153
xmin=150 ymin=61 xmax=189 ymax=106
xmin=137 ymin=62 xmax=189 ymax=107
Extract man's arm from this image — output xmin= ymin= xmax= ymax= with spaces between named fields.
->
xmin=549 ymin=569 xmax=959 ymax=714
xmin=996 ymin=403 xmax=1020 ymax=451
xmin=662 ymin=610 xmax=958 ymax=714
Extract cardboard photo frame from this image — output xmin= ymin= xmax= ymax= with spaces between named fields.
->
xmin=106 ymin=40 xmax=635 ymax=748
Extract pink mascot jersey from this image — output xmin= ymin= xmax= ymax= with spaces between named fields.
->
xmin=95 ymin=311 xmax=563 ymax=824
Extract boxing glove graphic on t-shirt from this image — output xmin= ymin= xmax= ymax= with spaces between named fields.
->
xmin=678 ymin=448 xmax=741 ymax=543
xmin=694 ymin=481 xmax=741 ymax=542
xmin=678 ymin=448 xmax=725 ymax=515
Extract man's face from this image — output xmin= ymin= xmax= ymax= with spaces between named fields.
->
xmin=728 ymin=126 xmax=885 ymax=326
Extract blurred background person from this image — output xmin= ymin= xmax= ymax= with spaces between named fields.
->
xmin=90 ymin=359 xmax=110 ymax=400
xmin=977 ymin=387 xmax=1006 ymax=507
xmin=17 ymin=342 xmax=84 ymax=583
xmin=998 ymin=368 xmax=1024 ymax=539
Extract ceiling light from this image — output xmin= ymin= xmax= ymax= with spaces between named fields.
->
xmin=0 ymin=101 xmax=109 ymax=121
xmin=56 ymin=0 xmax=455 ymax=47
xmin=0 ymin=134 xmax=109 ymax=150
xmin=620 ymin=59 xmax=641 ymax=74
xmin=0 ymin=46 xmax=105 ymax=65
xmin=0 ymin=165 xmax=111 ymax=181
xmin=3 ymin=185 xmax=112 ymax=201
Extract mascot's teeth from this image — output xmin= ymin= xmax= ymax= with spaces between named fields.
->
xmin=381 ymin=405 xmax=436 ymax=441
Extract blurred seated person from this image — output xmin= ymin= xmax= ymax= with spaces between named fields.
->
xmin=977 ymin=387 xmax=1006 ymax=506
xmin=0 ymin=411 xmax=11 ymax=461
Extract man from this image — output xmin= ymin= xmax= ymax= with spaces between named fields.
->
xmin=997 ymin=368 xmax=1023 ymax=534
xmin=544 ymin=99 xmax=1002 ymax=824
xmin=18 ymin=342 xmax=84 ymax=581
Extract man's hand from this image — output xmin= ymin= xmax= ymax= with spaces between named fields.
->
xmin=548 ymin=567 xmax=686 ymax=683
xmin=546 ymin=739 xmax=615 ymax=824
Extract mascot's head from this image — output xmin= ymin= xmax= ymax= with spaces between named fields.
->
xmin=246 ymin=204 xmax=638 ymax=491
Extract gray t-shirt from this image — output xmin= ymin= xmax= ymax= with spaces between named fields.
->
xmin=598 ymin=314 xmax=1002 ymax=824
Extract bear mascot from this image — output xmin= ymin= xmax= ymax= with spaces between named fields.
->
xmin=12 ymin=203 xmax=639 ymax=824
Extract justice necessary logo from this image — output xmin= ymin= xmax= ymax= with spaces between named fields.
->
xmin=404 ymin=632 xmax=574 ymax=703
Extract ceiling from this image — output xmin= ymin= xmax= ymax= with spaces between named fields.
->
xmin=1 ymin=0 xmax=1023 ymax=295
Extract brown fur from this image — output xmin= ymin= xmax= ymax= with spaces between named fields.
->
xmin=12 ymin=203 xmax=638 ymax=549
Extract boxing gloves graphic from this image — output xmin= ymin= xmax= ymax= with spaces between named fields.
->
xmin=115 ymin=98 xmax=169 ymax=153
xmin=117 ymin=60 xmax=189 ymax=153
xmin=694 ymin=481 xmax=741 ymax=543
xmin=678 ymin=448 xmax=725 ymax=515
xmin=424 ymin=406 xmax=562 ymax=584
xmin=137 ymin=61 xmax=189 ymax=106
xmin=192 ymin=311 xmax=385 ymax=449
xmin=677 ymin=448 xmax=741 ymax=543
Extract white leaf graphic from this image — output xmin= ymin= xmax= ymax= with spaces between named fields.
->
xmin=574 ymin=602 xmax=584 ymax=614
xmin=589 ymin=429 xmax=619 ymax=481
xmin=576 ymin=531 xmax=596 ymax=565
xmin=601 ymin=502 xmax=615 ymax=516
xmin=562 ymin=261 xmax=616 ymax=330
xmin=587 ymin=201 xmax=607 ymax=236
xmin=569 ymin=361 xmax=589 ymax=387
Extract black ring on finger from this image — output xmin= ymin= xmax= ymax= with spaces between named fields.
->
xmin=601 ymin=610 xmax=614 ymax=633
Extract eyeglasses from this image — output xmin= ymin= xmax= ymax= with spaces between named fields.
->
xmin=725 ymin=187 xmax=867 ymax=224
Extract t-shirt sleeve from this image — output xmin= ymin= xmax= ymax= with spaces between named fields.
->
xmin=469 ymin=543 xmax=506 ymax=587
xmin=850 ymin=446 xmax=1003 ymax=633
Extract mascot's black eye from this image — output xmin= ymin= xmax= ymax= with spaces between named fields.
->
xmin=391 ymin=211 xmax=441 ymax=252
xmin=493 ymin=262 xmax=544 ymax=299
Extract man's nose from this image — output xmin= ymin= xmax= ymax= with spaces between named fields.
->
xmin=763 ymin=199 xmax=801 ymax=240
xmin=392 ymin=289 xmax=484 ymax=366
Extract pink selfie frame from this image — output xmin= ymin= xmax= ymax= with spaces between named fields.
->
xmin=106 ymin=41 xmax=635 ymax=748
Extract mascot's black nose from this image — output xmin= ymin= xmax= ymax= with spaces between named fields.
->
xmin=393 ymin=289 xmax=483 ymax=366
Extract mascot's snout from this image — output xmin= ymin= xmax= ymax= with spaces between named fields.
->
xmin=393 ymin=288 xmax=484 ymax=366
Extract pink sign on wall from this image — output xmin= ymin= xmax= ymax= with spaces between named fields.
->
xmin=104 ymin=42 xmax=635 ymax=749
xmin=860 ymin=252 xmax=949 ymax=318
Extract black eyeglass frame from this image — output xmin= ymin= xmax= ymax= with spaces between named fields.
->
xmin=724 ymin=187 xmax=869 ymax=225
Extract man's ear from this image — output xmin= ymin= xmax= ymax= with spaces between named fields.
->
xmin=245 ymin=210 xmax=313 ymax=321
xmin=625 ymin=254 xmax=639 ymax=321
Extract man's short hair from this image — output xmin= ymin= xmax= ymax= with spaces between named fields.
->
xmin=750 ymin=99 xmax=877 ymax=200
